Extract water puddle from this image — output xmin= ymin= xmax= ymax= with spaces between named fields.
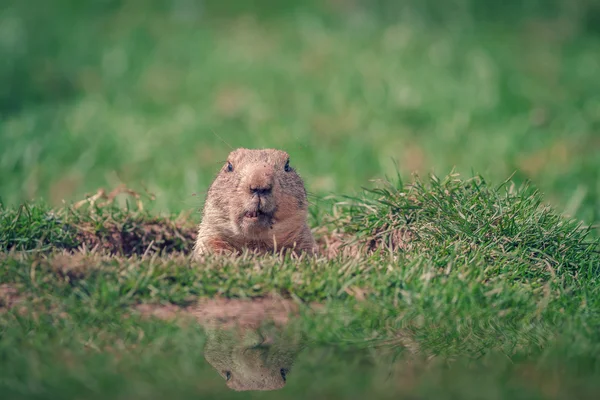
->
xmin=135 ymin=297 xmax=310 ymax=392
xmin=131 ymin=298 xmax=588 ymax=398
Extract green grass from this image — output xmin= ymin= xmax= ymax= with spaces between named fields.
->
xmin=1 ymin=0 xmax=600 ymax=225
xmin=2 ymin=0 xmax=600 ymax=398
xmin=2 ymin=173 xmax=600 ymax=398
xmin=0 ymin=200 xmax=195 ymax=254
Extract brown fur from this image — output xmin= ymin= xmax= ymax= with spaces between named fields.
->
xmin=193 ymin=148 xmax=316 ymax=258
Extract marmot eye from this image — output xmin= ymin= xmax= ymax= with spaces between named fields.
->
xmin=226 ymin=162 xmax=233 ymax=172
xmin=225 ymin=371 xmax=232 ymax=381
xmin=284 ymin=159 xmax=292 ymax=172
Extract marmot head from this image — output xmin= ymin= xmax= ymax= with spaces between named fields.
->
xmin=203 ymin=326 xmax=300 ymax=392
xmin=203 ymin=148 xmax=309 ymax=241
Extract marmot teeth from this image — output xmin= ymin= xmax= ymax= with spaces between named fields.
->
xmin=245 ymin=211 xmax=258 ymax=219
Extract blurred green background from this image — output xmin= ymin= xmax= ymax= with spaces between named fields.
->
xmin=1 ymin=0 xmax=599 ymax=225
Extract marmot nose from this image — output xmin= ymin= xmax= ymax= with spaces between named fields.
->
xmin=248 ymin=165 xmax=274 ymax=196
xmin=249 ymin=183 xmax=272 ymax=196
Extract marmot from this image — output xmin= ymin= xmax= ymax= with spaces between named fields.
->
xmin=193 ymin=148 xmax=316 ymax=258
xmin=203 ymin=321 xmax=301 ymax=391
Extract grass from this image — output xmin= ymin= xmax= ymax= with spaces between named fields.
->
xmin=1 ymin=0 xmax=600 ymax=225
xmin=2 ymin=0 xmax=600 ymax=398
xmin=0 ymin=200 xmax=195 ymax=255
xmin=2 ymin=173 xmax=600 ymax=398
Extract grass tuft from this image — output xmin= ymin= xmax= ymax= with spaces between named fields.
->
xmin=332 ymin=173 xmax=599 ymax=279
xmin=0 ymin=202 xmax=197 ymax=255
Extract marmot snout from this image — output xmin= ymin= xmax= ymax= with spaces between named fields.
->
xmin=193 ymin=148 xmax=316 ymax=257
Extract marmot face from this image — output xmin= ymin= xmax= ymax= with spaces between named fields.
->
xmin=203 ymin=326 xmax=300 ymax=392
xmin=208 ymin=148 xmax=308 ymax=240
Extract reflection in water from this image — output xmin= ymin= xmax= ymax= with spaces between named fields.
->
xmin=137 ymin=300 xmax=569 ymax=397
xmin=137 ymin=299 xmax=409 ymax=393
xmin=194 ymin=297 xmax=305 ymax=392
xmin=203 ymin=324 xmax=302 ymax=391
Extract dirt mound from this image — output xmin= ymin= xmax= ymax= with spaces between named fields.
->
xmin=74 ymin=218 xmax=196 ymax=256
xmin=314 ymin=226 xmax=413 ymax=258
xmin=134 ymin=297 xmax=319 ymax=329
